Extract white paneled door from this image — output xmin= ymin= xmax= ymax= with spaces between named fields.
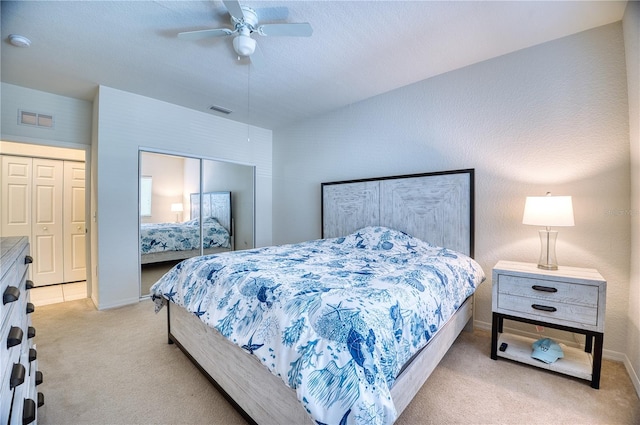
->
xmin=1 ymin=155 xmax=86 ymax=286
xmin=63 ymin=161 xmax=86 ymax=282
xmin=1 ymin=156 xmax=31 ymax=238
xmin=32 ymin=158 xmax=64 ymax=285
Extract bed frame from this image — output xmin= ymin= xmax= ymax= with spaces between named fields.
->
xmin=164 ymin=169 xmax=475 ymax=424
xmin=141 ymin=191 xmax=233 ymax=264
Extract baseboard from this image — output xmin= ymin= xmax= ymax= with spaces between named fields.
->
xmin=96 ymin=296 xmax=141 ymax=310
xmin=623 ymin=354 xmax=640 ymax=399
xmin=474 ymin=318 xmax=640 ymax=399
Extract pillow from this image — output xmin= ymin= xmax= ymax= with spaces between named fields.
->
xmin=341 ymin=226 xmax=415 ymax=251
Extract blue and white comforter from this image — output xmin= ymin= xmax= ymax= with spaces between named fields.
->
xmin=151 ymin=226 xmax=485 ymax=425
xmin=140 ymin=216 xmax=230 ymax=254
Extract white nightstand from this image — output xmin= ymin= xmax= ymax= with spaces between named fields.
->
xmin=491 ymin=260 xmax=606 ymax=389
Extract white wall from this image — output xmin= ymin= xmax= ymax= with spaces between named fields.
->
xmin=623 ymin=0 xmax=640 ymax=395
xmin=93 ymin=86 xmax=272 ymax=309
xmin=273 ymin=23 xmax=631 ymax=361
xmin=140 ymin=152 xmax=185 ymax=224
xmin=1 ymin=83 xmax=92 ymax=147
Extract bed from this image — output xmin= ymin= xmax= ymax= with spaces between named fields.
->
xmin=151 ymin=169 xmax=484 ymax=425
xmin=140 ymin=192 xmax=233 ymax=264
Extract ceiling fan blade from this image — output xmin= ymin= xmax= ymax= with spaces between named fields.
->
xmin=223 ymin=0 xmax=245 ymax=21
xmin=178 ymin=28 xmax=233 ymax=40
xmin=257 ymin=23 xmax=313 ymax=37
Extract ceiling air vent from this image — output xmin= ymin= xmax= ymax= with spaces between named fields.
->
xmin=18 ymin=110 xmax=54 ymax=128
xmin=208 ymin=105 xmax=232 ymax=115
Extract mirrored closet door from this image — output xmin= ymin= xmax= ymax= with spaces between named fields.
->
xmin=139 ymin=150 xmax=255 ymax=297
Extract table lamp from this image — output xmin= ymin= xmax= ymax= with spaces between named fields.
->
xmin=171 ymin=203 xmax=184 ymax=222
xmin=522 ymin=193 xmax=574 ymax=270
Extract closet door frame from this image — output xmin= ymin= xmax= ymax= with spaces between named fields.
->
xmin=0 ymin=142 xmax=90 ymax=293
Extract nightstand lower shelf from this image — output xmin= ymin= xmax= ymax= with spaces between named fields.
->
xmin=496 ymin=333 xmax=593 ymax=381
xmin=491 ymin=312 xmax=603 ymax=389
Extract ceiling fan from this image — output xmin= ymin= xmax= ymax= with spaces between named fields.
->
xmin=178 ymin=0 xmax=313 ymax=61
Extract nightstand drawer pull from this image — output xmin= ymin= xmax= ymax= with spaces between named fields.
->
xmin=532 ymin=285 xmax=558 ymax=293
xmin=531 ymin=304 xmax=557 ymax=312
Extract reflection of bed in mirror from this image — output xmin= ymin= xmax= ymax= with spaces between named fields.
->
xmin=140 ymin=191 xmax=233 ymax=264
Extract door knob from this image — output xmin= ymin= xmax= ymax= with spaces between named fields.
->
xmin=43 ymin=227 xmax=48 ymax=231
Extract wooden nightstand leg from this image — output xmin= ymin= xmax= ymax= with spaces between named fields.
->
xmin=591 ymin=332 xmax=604 ymax=389
xmin=491 ymin=313 xmax=500 ymax=360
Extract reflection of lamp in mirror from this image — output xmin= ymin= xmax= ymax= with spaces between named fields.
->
xmin=171 ymin=203 xmax=184 ymax=223
xmin=522 ymin=193 xmax=574 ymax=270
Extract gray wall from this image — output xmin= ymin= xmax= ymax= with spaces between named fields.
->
xmin=273 ymin=23 xmax=631 ymax=363
xmin=623 ymin=0 xmax=640 ymax=395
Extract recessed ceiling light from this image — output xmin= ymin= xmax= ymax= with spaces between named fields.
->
xmin=8 ymin=34 xmax=31 ymax=48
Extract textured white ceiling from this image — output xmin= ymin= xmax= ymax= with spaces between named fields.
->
xmin=0 ymin=1 xmax=628 ymax=130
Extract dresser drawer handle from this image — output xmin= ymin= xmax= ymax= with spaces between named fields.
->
xmin=26 ymin=302 xmax=35 ymax=314
xmin=10 ymin=363 xmax=26 ymax=389
xmin=23 ymin=398 xmax=36 ymax=424
xmin=29 ymin=348 xmax=37 ymax=362
xmin=38 ymin=392 xmax=45 ymax=408
xmin=532 ymin=285 xmax=558 ymax=293
xmin=532 ymin=304 xmax=557 ymax=312
xmin=36 ymin=370 xmax=43 ymax=386
xmin=27 ymin=326 xmax=36 ymax=339
xmin=3 ymin=286 xmax=20 ymax=304
xmin=26 ymin=280 xmax=34 ymax=290
xmin=7 ymin=326 xmax=24 ymax=348
xmin=24 ymin=255 xmax=33 ymax=265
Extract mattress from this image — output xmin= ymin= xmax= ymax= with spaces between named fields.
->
xmin=151 ymin=226 xmax=485 ymax=424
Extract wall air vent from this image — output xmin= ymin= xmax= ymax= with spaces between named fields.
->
xmin=208 ymin=105 xmax=232 ymax=115
xmin=18 ymin=110 xmax=54 ymax=128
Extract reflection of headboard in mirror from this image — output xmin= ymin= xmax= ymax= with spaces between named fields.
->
xmin=190 ymin=192 xmax=233 ymax=236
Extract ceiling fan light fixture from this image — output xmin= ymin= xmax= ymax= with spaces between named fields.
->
xmin=233 ymin=34 xmax=256 ymax=56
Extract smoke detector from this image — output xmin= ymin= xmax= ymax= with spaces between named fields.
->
xmin=8 ymin=34 xmax=31 ymax=48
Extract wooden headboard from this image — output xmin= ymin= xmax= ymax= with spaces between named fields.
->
xmin=190 ymin=191 xmax=233 ymax=234
xmin=321 ymin=169 xmax=474 ymax=257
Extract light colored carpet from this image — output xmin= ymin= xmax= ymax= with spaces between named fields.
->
xmin=32 ymin=299 xmax=640 ymax=425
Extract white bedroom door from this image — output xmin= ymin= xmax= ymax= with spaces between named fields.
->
xmin=63 ymin=161 xmax=86 ymax=282
xmin=1 ymin=155 xmax=32 ymax=238
xmin=32 ymin=158 xmax=64 ymax=286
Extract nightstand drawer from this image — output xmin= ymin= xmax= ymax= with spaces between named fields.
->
xmin=497 ymin=274 xmax=600 ymax=307
xmin=497 ymin=293 xmax=598 ymax=327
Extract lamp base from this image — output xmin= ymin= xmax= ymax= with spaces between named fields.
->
xmin=537 ymin=229 xmax=558 ymax=270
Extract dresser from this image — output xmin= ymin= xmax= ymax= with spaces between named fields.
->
xmin=1 ymin=237 xmax=43 ymax=424
xmin=491 ymin=260 xmax=606 ymax=389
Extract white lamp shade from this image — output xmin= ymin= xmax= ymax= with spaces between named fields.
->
xmin=523 ymin=195 xmax=574 ymax=227
xmin=171 ymin=203 xmax=184 ymax=213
